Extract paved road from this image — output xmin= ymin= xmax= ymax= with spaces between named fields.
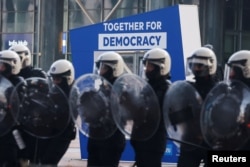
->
xmin=58 ymin=132 xmax=178 ymax=167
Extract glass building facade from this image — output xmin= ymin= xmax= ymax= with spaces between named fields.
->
xmin=0 ymin=0 xmax=250 ymax=71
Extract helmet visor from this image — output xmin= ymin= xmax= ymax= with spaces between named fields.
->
xmin=98 ymin=63 xmax=112 ymax=76
xmin=16 ymin=51 xmax=28 ymax=61
xmin=188 ymin=57 xmax=211 ymax=77
xmin=224 ymin=64 xmax=245 ymax=81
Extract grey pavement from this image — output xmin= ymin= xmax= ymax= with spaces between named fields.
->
xmin=58 ymin=132 xmax=178 ymax=167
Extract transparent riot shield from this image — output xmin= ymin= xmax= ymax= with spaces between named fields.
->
xmin=69 ymin=73 xmax=116 ymax=140
xmin=12 ymin=77 xmax=70 ymax=139
xmin=0 ymin=75 xmax=19 ymax=137
xmin=111 ymin=73 xmax=160 ymax=141
xmin=201 ymin=80 xmax=250 ymax=150
xmin=163 ymin=80 xmax=203 ymax=149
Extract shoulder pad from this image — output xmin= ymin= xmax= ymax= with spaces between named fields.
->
xmin=32 ymin=68 xmax=47 ymax=79
xmin=11 ymin=76 xmax=25 ymax=86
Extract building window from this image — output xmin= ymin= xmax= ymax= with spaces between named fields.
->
xmin=0 ymin=0 xmax=37 ymax=65
xmin=1 ymin=0 xmax=35 ymax=33
xmin=63 ymin=0 xmax=147 ymax=60
xmin=224 ymin=0 xmax=250 ymax=63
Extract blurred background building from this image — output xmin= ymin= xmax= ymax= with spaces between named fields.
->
xmin=0 ymin=0 xmax=249 ymax=71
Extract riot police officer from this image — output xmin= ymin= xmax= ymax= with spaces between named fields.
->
xmin=177 ymin=47 xmax=218 ymax=167
xmin=226 ymin=50 xmax=250 ymax=86
xmin=31 ymin=59 xmax=76 ymax=165
xmin=0 ymin=50 xmax=23 ymax=166
xmin=17 ymin=59 xmax=76 ymax=165
xmin=87 ymin=51 xmax=127 ymax=167
xmin=0 ymin=50 xmax=23 ymax=85
xmin=7 ymin=58 xmax=75 ymax=165
xmin=130 ymin=48 xmax=171 ymax=167
xmin=9 ymin=44 xmax=48 ymax=164
xmin=226 ymin=50 xmax=250 ymax=151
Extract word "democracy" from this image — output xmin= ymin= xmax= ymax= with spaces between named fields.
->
xmin=103 ymin=35 xmax=162 ymax=47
